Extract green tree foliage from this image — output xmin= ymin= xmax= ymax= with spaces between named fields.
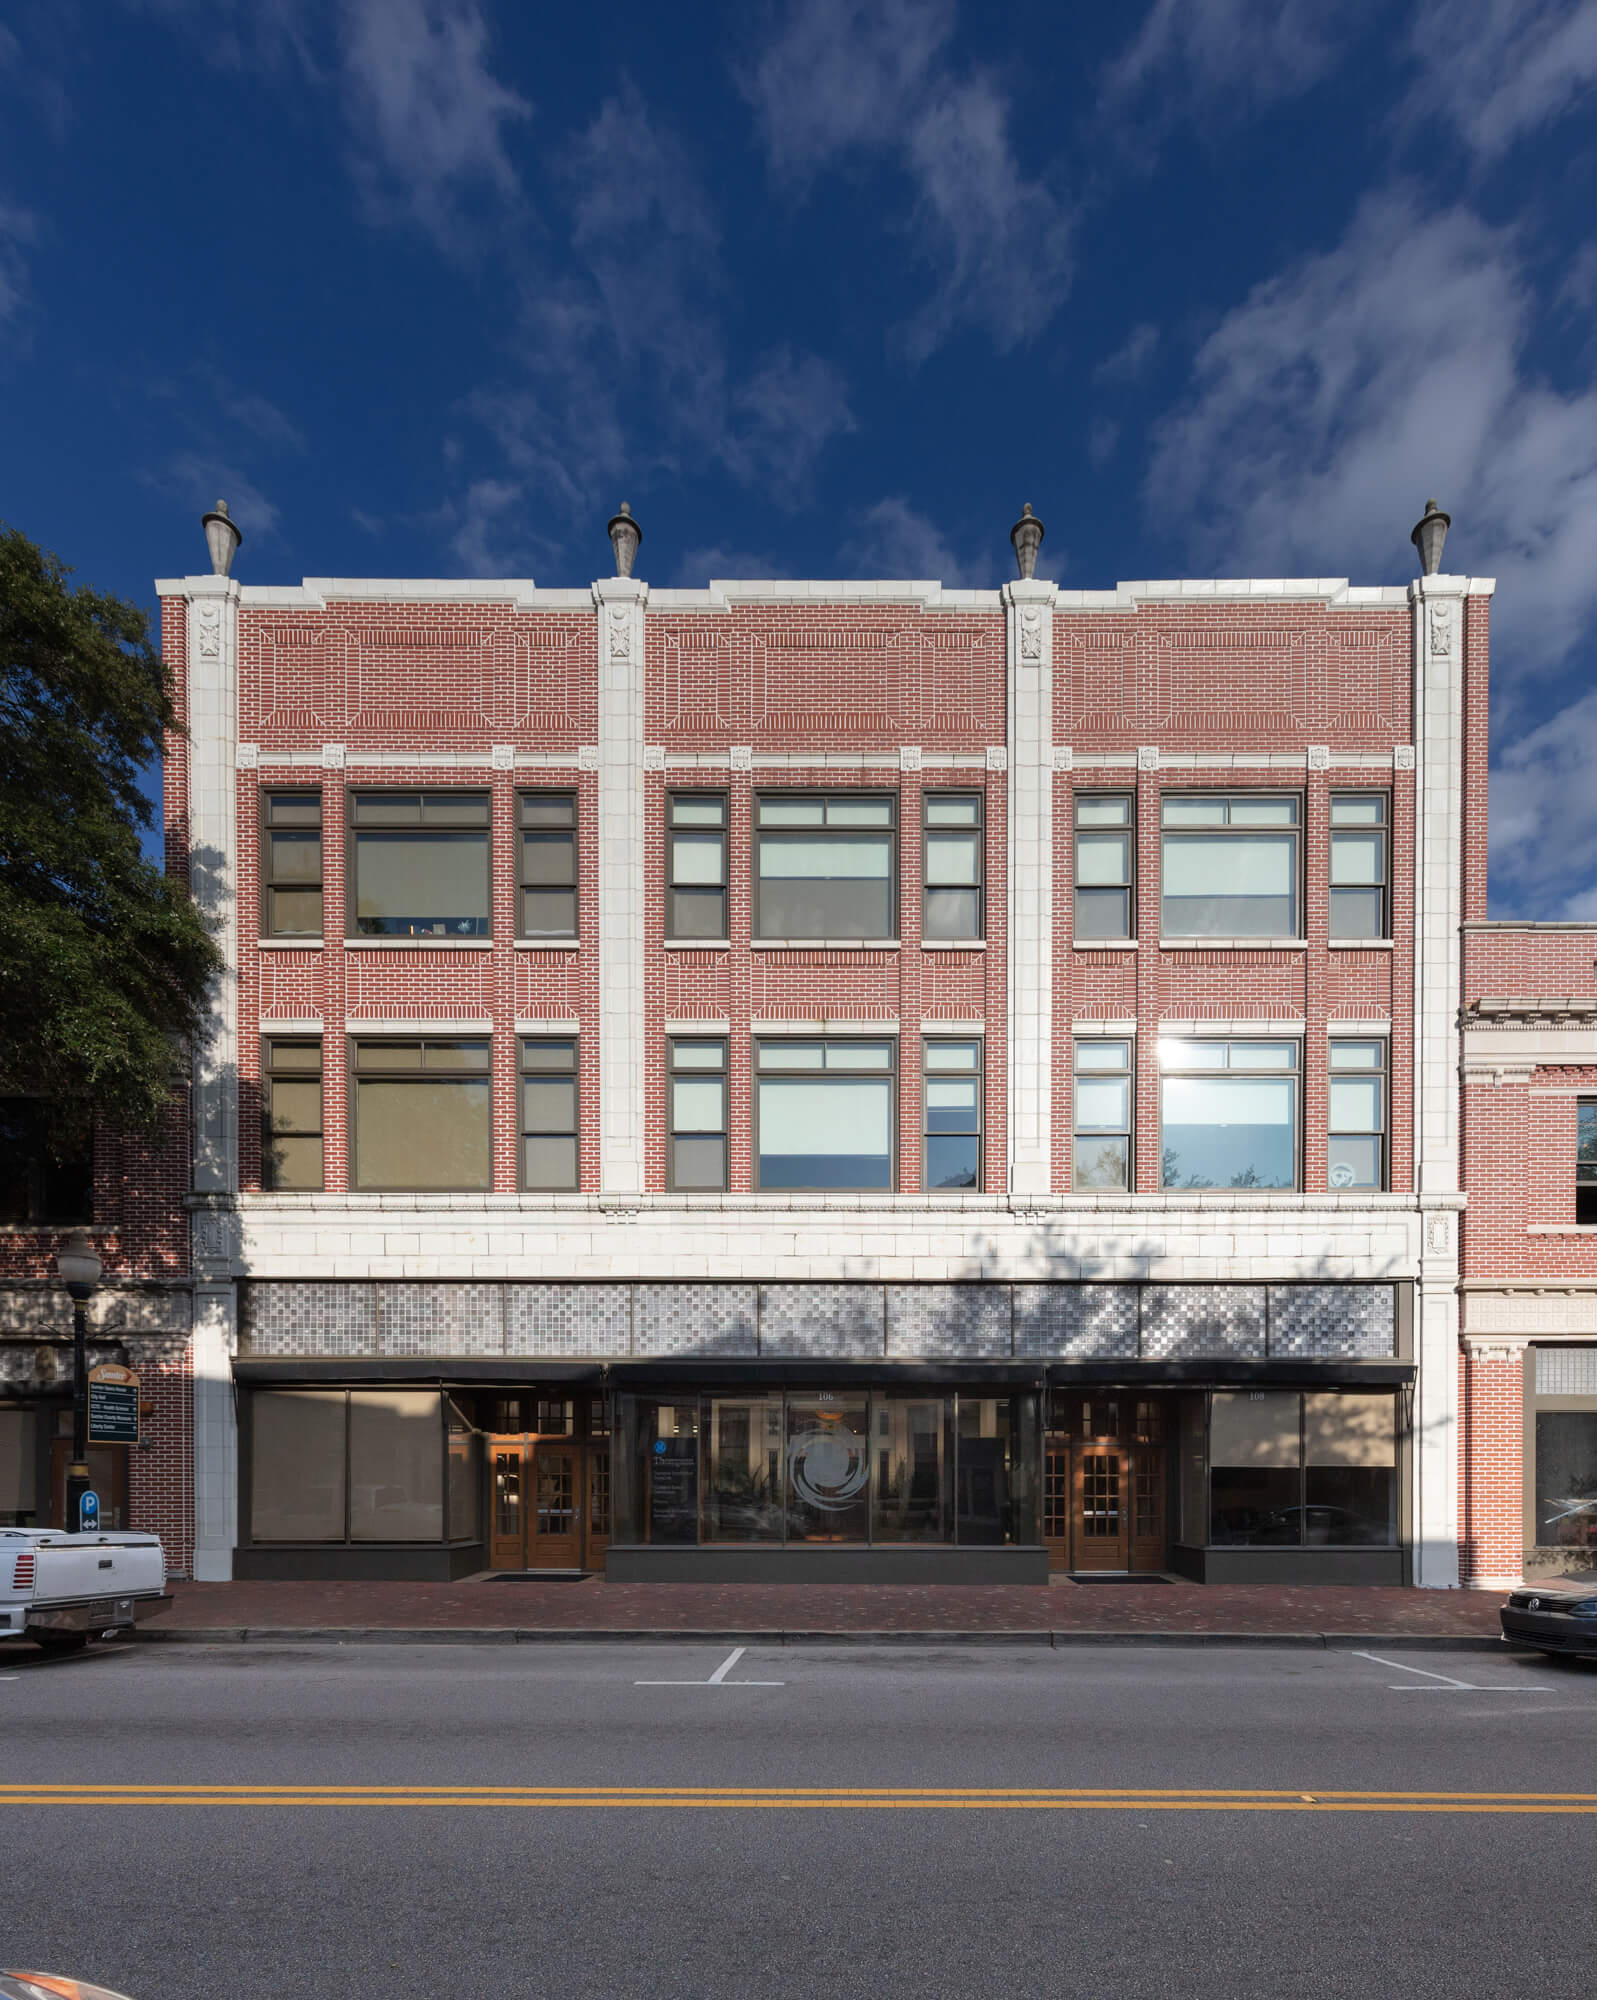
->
xmin=0 ymin=522 xmax=221 ymax=1145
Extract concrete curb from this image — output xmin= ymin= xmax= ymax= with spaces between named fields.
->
xmin=131 ymin=1625 xmax=1522 ymax=1653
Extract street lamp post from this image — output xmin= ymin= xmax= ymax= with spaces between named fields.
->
xmin=56 ymin=1228 xmax=102 ymax=1533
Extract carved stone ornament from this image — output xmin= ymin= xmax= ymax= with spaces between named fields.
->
xmin=576 ymin=745 xmax=600 ymax=772
xmin=491 ymin=744 xmax=516 ymax=771
xmin=321 ymin=743 xmax=347 ymax=769
xmin=985 ymin=745 xmax=1008 ymax=772
xmin=608 ymin=603 xmax=632 ymax=659
xmin=235 ymin=742 xmax=260 ymax=770
xmin=899 ymin=746 xmax=923 ymax=772
xmin=195 ymin=600 xmax=222 ymax=662
xmin=729 ymin=745 xmax=753 ymax=772
xmin=643 ymin=745 xmax=666 ymax=772
xmin=1426 ymin=1213 xmax=1453 ymax=1256
xmin=1137 ymin=745 xmax=1160 ymax=772
xmin=1019 ymin=605 xmax=1044 ymax=662
xmin=1428 ymin=600 xmax=1453 ymax=658
xmin=191 ymin=1211 xmax=238 ymax=1272
xmin=1307 ymin=745 xmax=1331 ymax=772
xmin=1052 ymin=745 xmax=1073 ymax=772
xmin=1394 ymin=745 xmax=1417 ymax=771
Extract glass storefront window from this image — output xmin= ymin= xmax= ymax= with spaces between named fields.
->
xmin=705 ymin=1397 xmax=784 ymax=1542
xmin=1303 ymin=1392 xmax=1396 ymax=1546
xmin=1209 ymin=1389 xmax=1301 ymax=1545
xmin=350 ymin=1391 xmax=444 ymax=1541
xmin=786 ymin=1396 xmax=870 ymax=1542
xmin=872 ymin=1398 xmax=951 ymax=1542
xmin=1535 ymin=1412 xmax=1597 ymax=1552
xmin=251 ymin=1390 xmax=348 ymax=1541
xmin=956 ymin=1399 xmax=1012 ymax=1546
xmin=446 ymin=1399 xmax=480 ymax=1543
xmin=643 ymin=1402 xmax=701 ymax=1544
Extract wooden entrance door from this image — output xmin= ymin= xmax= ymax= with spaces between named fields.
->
xmin=1129 ymin=1441 xmax=1166 ymax=1572
xmin=585 ymin=1448 xmax=611 ymax=1571
xmin=488 ymin=1438 xmax=527 ymax=1570
xmin=1073 ymin=1445 xmax=1130 ymax=1570
xmin=530 ymin=1444 xmax=582 ymax=1568
xmin=1043 ymin=1435 xmax=1072 ymax=1569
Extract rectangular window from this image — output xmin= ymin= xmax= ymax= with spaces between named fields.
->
xmin=668 ymin=1038 xmax=727 ymax=1190
xmin=705 ymin=1396 xmax=785 ymax=1542
xmin=871 ymin=1397 xmax=952 ymax=1543
xmin=923 ymin=793 xmax=983 ymax=939
xmin=520 ymin=1038 xmax=578 ymax=1191
xmin=1533 ymin=1409 xmax=1597 ymax=1556
xmin=0 ymin=1100 xmax=92 ymax=1225
xmin=1327 ymin=1039 xmax=1386 ymax=1190
xmin=1073 ymin=1039 xmax=1133 ymax=1190
xmin=754 ymin=793 xmax=896 ymax=940
xmin=1160 ymin=793 xmax=1300 ymax=938
xmin=1208 ymin=1390 xmax=1397 ymax=1548
xmin=1074 ymin=794 xmax=1133 ymax=940
xmin=250 ymin=1390 xmax=348 ymax=1541
xmin=1209 ymin=1388 xmax=1301 ymax=1545
xmin=351 ymin=1037 xmax=492 ymax=1191
xmin=249 ymin=1388 xmax=464 ymax=1546
xmin=923 ymin=1039 xmax=981 ymax=1189
xmin=350 ymin=1390 xmax=445 ymax=1541
xmin=262 ymin=791 xmax=323 ymax=938
xmin=518 ymin=792 xmax=577 ymax=939
xmin=667 ymin=793 xmax=728 ymax=940
xmin=1303 ymin=1392 xmax=1396 ymax=1546
xmin=261 ymin=1038 xmax=323 ymax=1191
xmin=1329 ymin=794 xmax=1389 ymax=939
xmin=349 ymin=791 xmax=491 ymax=939
xmin=786 ymin=1394 xmax=870 ymax=1542
xmin=755 ymin=1037 xmax=895 ymax=1189
xmin=1159 ymin=1038 xmax=1299 ymax=1190
xmin=1579 ymin=1102 xmax=1597 ymax=1225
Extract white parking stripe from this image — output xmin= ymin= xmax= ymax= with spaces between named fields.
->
xmin=1351 ymin=1650 xmax=1551 ymax=1692
xmin=636 ymin=1646 xmax=785 ymax=1688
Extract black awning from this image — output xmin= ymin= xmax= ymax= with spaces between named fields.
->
xmin=609 ymin=1358 xmax=1047 ymax=1388
xmin=232 ymin=1358 xmax=606 ymax=1387
xmin=1045 ymin=1358 xmax=1416 ymax=1387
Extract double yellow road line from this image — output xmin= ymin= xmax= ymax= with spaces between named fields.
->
xmin=5 ymin=1784 xmax=1597 ymax=1814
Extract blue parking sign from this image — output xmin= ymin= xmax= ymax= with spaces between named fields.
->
xmin=78 ymin=1490 xmax=99 ymax=1531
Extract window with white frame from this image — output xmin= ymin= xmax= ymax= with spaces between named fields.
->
xmin=1159 ymin=1038 xmax=1299 ymax=1190
xmin=754 ymin=1037 xmax=895 ymax=1189
xmin=1074 ymin=794 xmax=1134 ymax=939
xmin=1329 ymin=794 xmax=1389 ymax=939
xmin=1073 ymin=1039 xmax=1133 ymax=1190
xmin=922 ymin=795 xmax=983 ymax=940
xmin=1160 ymin=795 xmax=1299 ymax=939
xmin=1327 ymin=1038 xmax=1386 ymax=1190
xmin=669 ymin=1038 xmax=727 ymax=1190
xmin=754 ymin=794 xmax=896 ymax=940
xmin=923 ymin=1039 xmax=981 ymax=1188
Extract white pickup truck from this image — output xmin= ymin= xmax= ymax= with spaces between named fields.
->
xmin=0 ymin=1527 xmax=171 ymax=1655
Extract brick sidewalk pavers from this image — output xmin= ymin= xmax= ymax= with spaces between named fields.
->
xmin=146 ymin=1576 xmax=1509 ymax=1642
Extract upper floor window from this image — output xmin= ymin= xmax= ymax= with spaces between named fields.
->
xmin=754 ymin=794 xmax=895 ymax=940
xmin=351 ymin=1036 xmax=492 ymax=1191
xmin=667 ymin=793 xmax=728 ymax=941
xmin=521 ymin=1038 xmax=578 ymax=1191
xmin=923 ymin=795 xmax=983 ymax=940
xmin=1073 ymin=1038 xmax=1133 ymax=1190
xmin=1579 ymin=1102 xmax=1597 ymax=1225
xmin=261 ymin=1038 xmax=323 ymax=1192
xmin=1159 ymin=1038 xmax=1299 ymax=1190
xmin=349 ymin=791 xmax=491 ymax=940
xmin=1330 ymin=794 xmax=1389 ymax=940
xmin=1074 ymin=794 xmax=1134 ymax=940
xmin=1328 ymin=1038 xmax=1386 ymax=1191
xmin=0 ymin=1100 xmax=92 ymax=1225
xmin=262 ymin=791 xmax=323 ymax=938
xmin=754 ymin=1037 xmax=894 ymax=1189
xmin=668 ymin=1038 xmax=728 ymax=1190
xmin=519 ymin=794 xmax=577 ymax=941
xmin=924 ymin=1039 xmax=982 ymax=1188
xmin=1161 ymin=794 xmax=1299 ymax=940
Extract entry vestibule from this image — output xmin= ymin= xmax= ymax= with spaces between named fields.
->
xmin=1044 ymin=1393 xmax=1170 ymax=1574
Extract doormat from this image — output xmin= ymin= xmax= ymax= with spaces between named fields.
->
xmin=1067 ymin=1573 xmax=1174 ymax=1584
xmin=484 ymin=1570 xmax=591 ymax=1582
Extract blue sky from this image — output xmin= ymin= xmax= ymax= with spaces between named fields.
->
xmin=2 ymin=0 xmax=1595 ymax=913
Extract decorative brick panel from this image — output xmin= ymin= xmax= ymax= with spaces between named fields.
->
xmin=378 ymin=1282 xmax=503 ymax=1356
xmin=886 ymin=1284 xmax=1011 ymax=1358
xmin=1143 ymin=1285 xmax=1266 ymax=1358
xmin=634 ymin=1284 xmax=756 ymax=1357
xmin=506 ymin=1284 xmax=630 ymax=1358
xmin=1268 ymin=1285 xmax=1395 ymax=1357
xmin=759 ymin=1284 xmax=884 ymax=1357
xmin=1013 ymin=1285 xmax=1139 ymax=1359
xmin=240 ymin=1282 xmax=377 ymax=1355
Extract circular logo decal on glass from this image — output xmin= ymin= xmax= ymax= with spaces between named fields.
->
xmin=1329 ymin=1162 xmax=1356 ymax=1189
xmin=787 ymin=1426 xmax=869 ymax=1512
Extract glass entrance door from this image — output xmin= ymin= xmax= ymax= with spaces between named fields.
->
xmin=1050 ymin=1393 xmax=1170 ymax=1573
xmin=488 ymin=1439 xmax=526 ymax=1570
xmin=1074 ymin=1446 xmax=1130 ymax=1569
xmin=531 ymin=1444 xmax=582 ymax=1567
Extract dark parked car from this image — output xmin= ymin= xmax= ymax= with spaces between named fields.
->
xmin=1500 ymin=1587 xmax=1597 ymax=1658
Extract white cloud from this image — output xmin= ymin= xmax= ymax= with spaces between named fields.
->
xmin=1492 ymin=688 xmax=1597 ymax=915
xmin=156 ymin=453 xmax=283 ymax=544
xmin=1095 ymin=322 xmax=1159 ymax=385
xmin=441 ymin=476 xmax=537 ymax=576
xmin=0 ymin=199 xmax=36 ymax=335
xmin=725 ymin=347 xmax=855 ymax=498
xmin=1100 ymin=0 xmax=1354 ymax=134
xmin=340 ymin=0 xmax=530 ymax=247
xmin=1148 ymin=186 xmax=1597 ymax=913
xmin=740 ymin=0 xmax=1074 ymax=359
xmin=1399 ymin=0 xmax=1597 ymax=158
xmin=853 ymin=497 xmax=984 ymax=586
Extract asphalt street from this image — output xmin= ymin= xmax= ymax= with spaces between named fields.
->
xmin=4 ymin=1638 xmax=1596 ymax=1998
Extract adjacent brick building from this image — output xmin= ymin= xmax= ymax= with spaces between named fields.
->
xmin=6 ymin=498 xmax=1589 ymax=1592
